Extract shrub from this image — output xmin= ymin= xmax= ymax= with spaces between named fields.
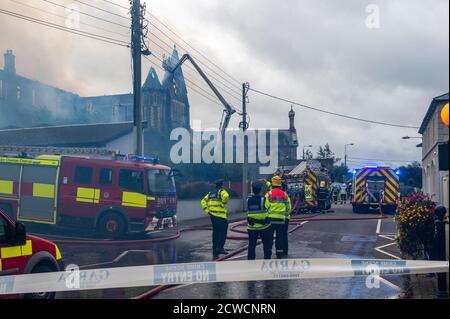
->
xmin=395 ymin=193 xmax=436 ymax=259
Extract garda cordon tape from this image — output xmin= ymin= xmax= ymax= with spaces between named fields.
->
xmin=0 ymin=258 xmax=448 ymax=295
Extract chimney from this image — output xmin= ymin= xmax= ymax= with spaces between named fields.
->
xmin=4 ymin=50 xmax=16 ymax=75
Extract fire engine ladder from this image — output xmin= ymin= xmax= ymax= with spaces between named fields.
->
xmin=0 ymin=145 xmax=118 ymax=158
xmin=167 ymin=54 xmax=238 ymax=138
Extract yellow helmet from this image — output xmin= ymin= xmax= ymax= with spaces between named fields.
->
xmin=271 ymin=176 xmax=282 ymax=187
xmin=320 ymin=181 xmax=326 ymax=188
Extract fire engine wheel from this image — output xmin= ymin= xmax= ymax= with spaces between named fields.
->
xmin=98 ymin=212 xmax=126 ymax=239
xmin=24 ymin=264 xmax=56 ymax=300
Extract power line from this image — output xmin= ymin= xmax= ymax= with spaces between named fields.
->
xmin=0 ymin=8 xmax=130 ymax=47
xmin=147 ymin=20 xmax=242 ymax=96
xmin=99 ymin=0 xmax=243 ymax=97
xmin=41 ymin=0 xmax=130 ymax=29
xmin=146 ymin=10 xmax=242 ymax=86
xmin=348 ymin=157 xmax=418 ymax=163
xmin=144 ymin=54 xmax=225 ymax=108
xmin=143 ymin=55 xmax=225 ymax=109
xmin=9 ymin=0 xmax=130 ymax=39
xmin=249 ymin=88 xmax=420 ymax=129
xmin=147 ymin=35 xmax=243 ymax=104
xmin=73 ymin=0 xmax=130 ymax=20
xmin=100 ymin=0 xmax=128 ymax=11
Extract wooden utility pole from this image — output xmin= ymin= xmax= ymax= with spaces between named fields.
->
xmin=131 ymin=0 xmax=143 ymax=156
xmin=241 ymin=83 xmax=250 ymax=211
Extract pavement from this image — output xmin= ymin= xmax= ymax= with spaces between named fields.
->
xmin=52 ymin=204 xmax=445 ymax=299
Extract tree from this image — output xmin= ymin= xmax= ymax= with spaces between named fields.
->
xmin=304 ymin=149 xmax=314 ymax=160
xmin=396 ymin=161 xmax=422 ymax=189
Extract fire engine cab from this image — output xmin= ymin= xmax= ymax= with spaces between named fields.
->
xmin=0 ymin=152 xmax=178 ymax=238
xmin=0 ymin=209 xmax=63 ymax=299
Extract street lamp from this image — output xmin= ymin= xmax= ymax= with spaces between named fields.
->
xmin=344 ymin=143 xmax=355 ymax=169
xmin=303 ymin=145 xmax=313 ymax=160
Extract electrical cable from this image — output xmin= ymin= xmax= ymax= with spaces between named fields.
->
xmin=8 ymin=0 xmax=130 ymax=39
xmin=41 ymin=0 xmax=130 ymax=29
xmin=249 ymin=88 xmax=421 ymax=129
xmin=73 ymin=0 xmax=130 ymax=20
xmin=0 ymin=8 xmax=130 ymax=47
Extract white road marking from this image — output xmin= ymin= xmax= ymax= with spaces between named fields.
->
xmin=376 ymin=276 xmax=402 ymax=292
xmin=376 ymin=218 xmax=382 ymax=234
xmin=375 ymin=242 xmax=401 ymax=260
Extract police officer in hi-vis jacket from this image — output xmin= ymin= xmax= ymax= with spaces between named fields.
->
xmin=201 ymin=179 xmax=230 ymax=258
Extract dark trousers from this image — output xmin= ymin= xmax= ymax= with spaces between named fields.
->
xmin=247 ymin=227 xmax=273 ymax=260
xmin=272 ymin=222 xmax=289 ymax=258
xmin=210 ymin=215 xmax=228 ymax=254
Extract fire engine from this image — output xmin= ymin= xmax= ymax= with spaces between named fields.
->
xmin=283 ymin=160 xmax=332 ymax=213
xmin=0 ymin=146 xmax=178 ymax=238
xmin=351 ymin=166 xmax=400 ymax=214
xmin=0 ymin=209 xmax=63 ymax=299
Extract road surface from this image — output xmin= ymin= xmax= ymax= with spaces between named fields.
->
xmin=54 ymin=204 xmax=406 ymax=299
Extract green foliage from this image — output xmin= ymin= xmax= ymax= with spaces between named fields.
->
xmin=395 ymin=193 xmax=436 ymax=259
xmin=396 ymin=161 xmax=422 ymax=188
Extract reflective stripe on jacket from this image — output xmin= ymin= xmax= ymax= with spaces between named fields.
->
xmin=201 ymin=188 xmax=230 ymax=219
xmin=265 ymin=188 xmax=292 ymax=224
xmin=247 ymin=195 xmax=270 ymax=231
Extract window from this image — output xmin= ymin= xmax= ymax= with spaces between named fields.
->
xmin=74 ymin=166 xmax=93 ymax=185
xmin=0 ymin=79 xmax=3 ymax=99
xmin=99 ymin=168 xmax=113 ymax=186
xmin=119 ymin=169 xmax=144 ymax=193
xmin=16 ymin=86 xmax=21 ymax=101
xmin=32 ymin=89 xmax=36 ymax=106
xmin=148 ymin=170 xmax=176 ymax=194
xmin=0 ymin=214 xmax=9 ymax=244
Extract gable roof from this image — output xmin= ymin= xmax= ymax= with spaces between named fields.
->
xmin=0 ymin=122 xmax=134 ymax=147
xmin=143 ymin=67 xmax=163 ymax=91
xmin=419 ymin=93 xmax=449 ymax=134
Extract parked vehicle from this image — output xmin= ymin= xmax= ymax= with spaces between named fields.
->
xmin=284 ymin=160 xmax=332 ymax=213
xmin=0 ymin=209 xmax=63 ymax=299
xmin=351 ymin=166 xmax=400 ymax=214
xmin=0 ymin=154 xmax=178 ymax=238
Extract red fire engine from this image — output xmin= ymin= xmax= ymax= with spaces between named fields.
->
xmin=0 ymin=149 xmax=178 ymax=238
xmin=0 ymin=209 xmax=63 ymax=299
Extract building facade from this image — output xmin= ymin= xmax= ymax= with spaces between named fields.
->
xmin=0 ymin=47 xmax=190 ymax=135
xmin=419 ymin=93 xmax=449 ymax=208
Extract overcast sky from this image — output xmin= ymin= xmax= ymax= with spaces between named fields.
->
xmin=0 ymin=0 xmax=448 ymax=168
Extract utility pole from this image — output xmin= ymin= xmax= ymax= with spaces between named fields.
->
xmin=241 ymin=82 xmax=250 ymax=211
xmin=131 ymin=0 xmax=143 ymax=156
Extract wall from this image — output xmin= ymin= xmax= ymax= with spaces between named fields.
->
xmin=176 ymin=198 xmax=243 ymax=222
xmin=422 ymin=99 xmax=449 ymax=207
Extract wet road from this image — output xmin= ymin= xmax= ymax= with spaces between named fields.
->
xmin=53 ymin=204 xmax=404 ymax=299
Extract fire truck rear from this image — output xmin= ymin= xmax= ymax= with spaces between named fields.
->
xmin=351 ymin=166 xmax=400 ymax=214
xmin=0 ymin=148 xmax=178 ymax=238
xmin=284 ymin=160 xmax=332 ymax=213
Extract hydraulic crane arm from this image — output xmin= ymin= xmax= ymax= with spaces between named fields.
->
xmin=168 ymin=54 xmax=237 ymax=137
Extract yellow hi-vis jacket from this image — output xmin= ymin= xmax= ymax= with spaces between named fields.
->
xmin=201 ymin=188 xmax=230 ymax=219
xmin=247 ymin=195 xmax=270 ymax=231
xmin=265 ymin=188 xmax=292 ymax=224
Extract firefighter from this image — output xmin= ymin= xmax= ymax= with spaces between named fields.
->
xmin=201 ymin=179 xmax=230 ymax=258
xmin=265 ymin=176 xmax=292 ymax=259
xmin=317 ymin=180 xmax=329 ymax=214
xmin=247 ymin=181 xmax=272 ymax=260
xmin=332 ymin=184 xmax=339 ymax=205
xmin=339 ymin=183 xmax=348 ymax=204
